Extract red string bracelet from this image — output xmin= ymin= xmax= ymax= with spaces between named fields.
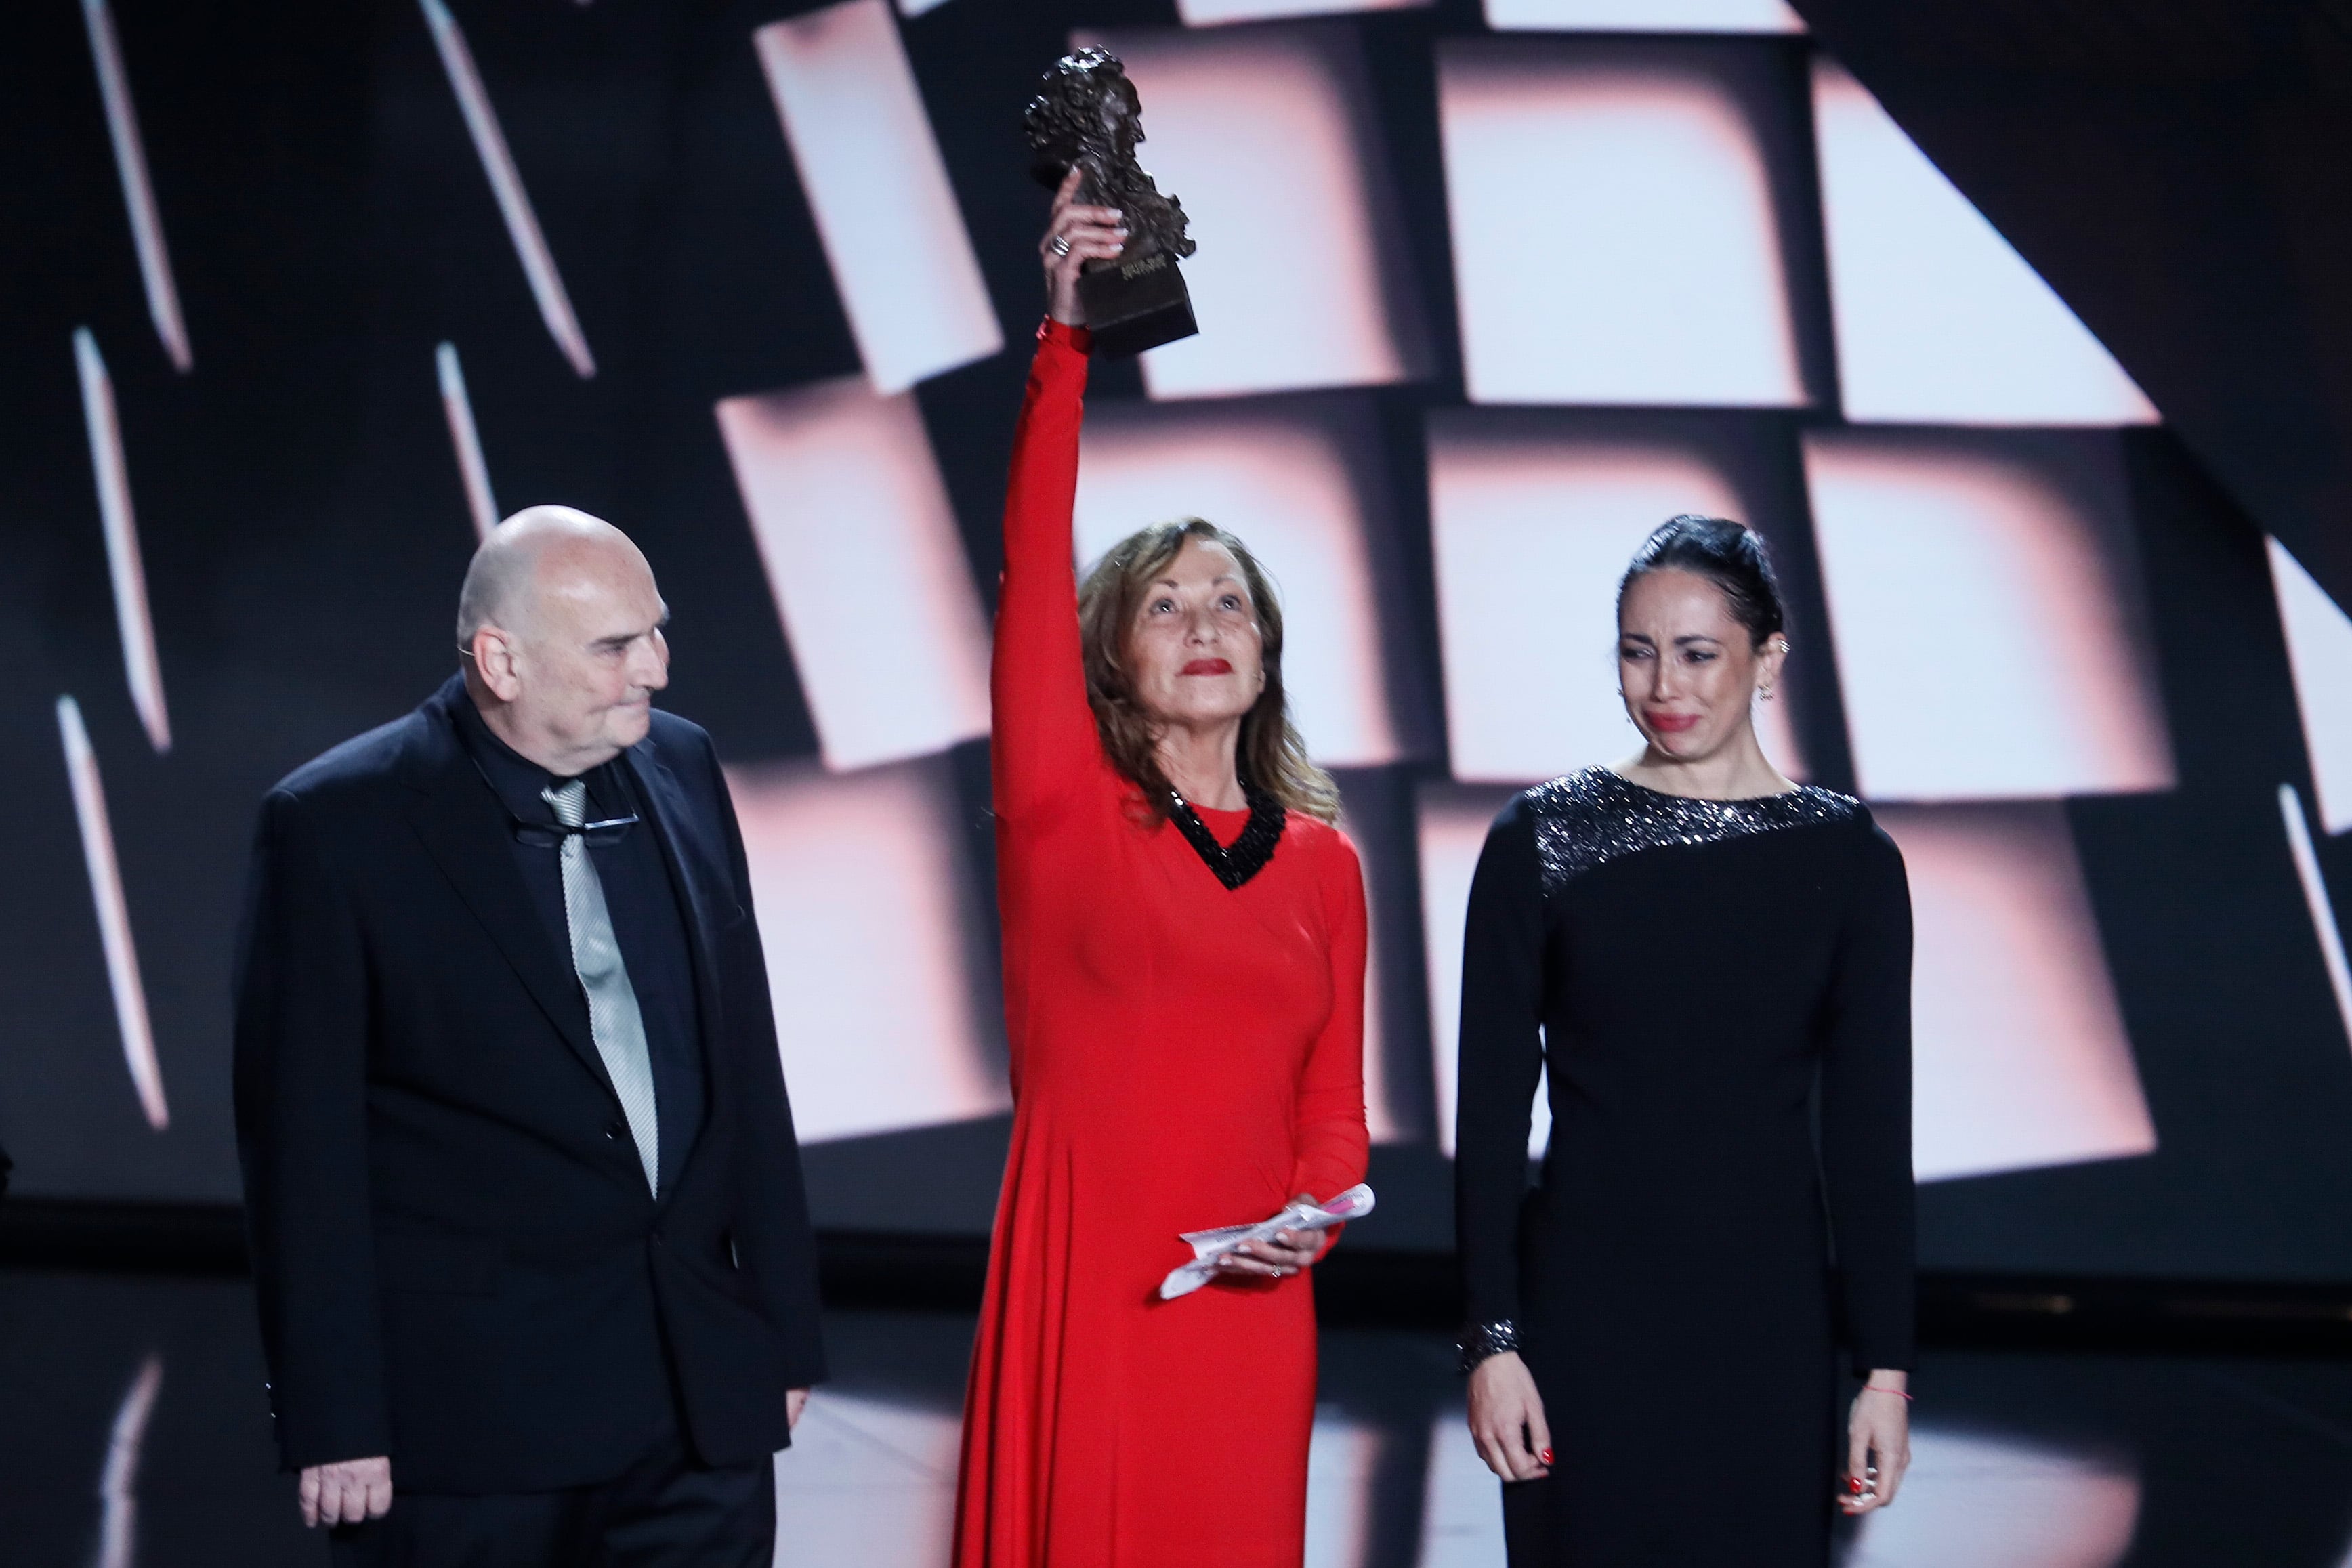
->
xmin=1861 ymin=1385 xmax=1912 ymax=1401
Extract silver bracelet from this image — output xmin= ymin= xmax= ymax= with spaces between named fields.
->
xmin=1456 ymin=1319 xmax=1521 ymax=1374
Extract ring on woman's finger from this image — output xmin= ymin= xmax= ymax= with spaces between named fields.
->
xmin=1049 ymin=234 xmax=1072 ymax=257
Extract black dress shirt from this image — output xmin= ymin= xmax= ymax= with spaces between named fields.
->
xmin=454 ymin=696 xmax=705 ymax=1194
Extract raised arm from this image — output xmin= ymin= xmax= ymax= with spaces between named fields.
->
xmin=991 ymin=174 xmax=1130 ymax=824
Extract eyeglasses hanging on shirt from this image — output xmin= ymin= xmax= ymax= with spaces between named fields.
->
xmin=466 ymin=752 xmax=641 ymax=847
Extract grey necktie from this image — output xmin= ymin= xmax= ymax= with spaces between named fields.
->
xmin=545 ymin=779 xmax=660 ymax=1196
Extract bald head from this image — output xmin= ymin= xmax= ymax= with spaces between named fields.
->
xmin=455 ymin=505 xmax=653 ymax=648
xmin=459 ymin=506 xmax=671 ymax=776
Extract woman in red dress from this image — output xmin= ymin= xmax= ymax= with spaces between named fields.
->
xmin=951 ymin=176 xmax=1372 ymax=1568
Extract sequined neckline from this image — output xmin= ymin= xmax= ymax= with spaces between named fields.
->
xmin=1596 ymin=766 xmax=1807 ymax=809
xmin=1167 ymin=782 xmax=1285 ymax=889
xmin=1522 ymin=767 xmax=1857 ymax=896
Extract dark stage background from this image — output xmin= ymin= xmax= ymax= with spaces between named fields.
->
xmin=8 ymin=0 xmax=2352 ymax=1286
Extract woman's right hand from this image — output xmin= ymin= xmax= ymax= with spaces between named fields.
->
xmin=1041 ymin=167 xmax=1127 ymax=327
xmin=1467 ymin=1351 xmax=1553 ymax=1482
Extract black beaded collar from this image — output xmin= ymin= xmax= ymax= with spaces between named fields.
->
xmin=1167 ymin=782 xmax=1286 ymax=890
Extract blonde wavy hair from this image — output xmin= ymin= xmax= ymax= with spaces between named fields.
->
xmin=1076 ymin=518 xmax=1339 ymax=825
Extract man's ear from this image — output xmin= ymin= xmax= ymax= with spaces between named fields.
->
xmin=472 ymin=627 xmax=524 ymax=702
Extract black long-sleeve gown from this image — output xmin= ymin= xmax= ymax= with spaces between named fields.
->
xmin=1456 ymin=767 xmax=1916 ymax=1567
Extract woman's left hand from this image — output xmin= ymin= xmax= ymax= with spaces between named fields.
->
xmin=1215 ymin=1194 xmax=1333 ymax=1280
xmin=1839 ymin=1374 xmax=1911 ymax=1516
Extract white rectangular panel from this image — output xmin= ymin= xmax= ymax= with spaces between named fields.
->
xmin=421 ymin=0 xmax=595 ymax=379
xmin=2280 ymin=785 xmax=2352 ymax=1055
xmin=81 ymin=0 xmax=189 ymax=372
xmin=1805 ymin=429 xmax=2173 ymax=802
xmin=773 ymin=1394 xmax=959 ymax=1564
xmin=728 ymin=757 xmax=1007 ymax=1144
xmin=1072 ymin=401 xmax=1421 ymax=767
xmin=1427 ymin=414 xmax=1805 ymax=784
xmin=435 ymin=341 xmax=499 ymax=542
xmin=1303 ymin=1414 xmax=1383 ymax=1568
xmin=1845 ymin=1427 xmax=2138 ymax=1568
xmin=1812 ymin=60 xmax=2156 ymax=427
xmin=1486 ymin=0 xmax=1803 ymax=29
xmin=715 ymin=376 xmax=991 ymax=772
xmin=1419 ymin=1407 xmax=1508 ymax=1568
xmin=756 ymin=0 xmax=1001 ymax=394
xmin=2267 ymin=538 xmax=2352 ymax=834
xmin=1177 ymin=0 xmax=1427 ymax=28
xmin=1072 ymin=26 xmax=1426 ymax=400
xmin=1438 ymin=41 xmax=1806 ymax=407
xmin=74 ymin=329 xmax=169 ymax=755
xmin=56 ymin=696 xmax=167 ymax=1132
xmin=1419 ymin=784 xmax=1550 ymax=1160
xmin=1878 ymin=803 xmax=2154 ymax=1183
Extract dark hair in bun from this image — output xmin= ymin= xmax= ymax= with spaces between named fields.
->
xmin=1618 ymin=514 xmax=1786 ymax=650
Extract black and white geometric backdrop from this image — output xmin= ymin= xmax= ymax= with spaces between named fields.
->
xmin=7 ymin=0 xmax=2352 ymax=1284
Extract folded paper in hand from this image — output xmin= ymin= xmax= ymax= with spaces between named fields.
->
xmin=1158 ymin=1184 xmax=1376 ymax=1300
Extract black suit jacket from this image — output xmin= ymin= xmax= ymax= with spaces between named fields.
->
xmin=232 ymin=677 xmax=826 ymax=1492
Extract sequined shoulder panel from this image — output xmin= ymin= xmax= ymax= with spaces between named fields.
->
xmin=1523 ymin=768 xmax=1858 ymax=897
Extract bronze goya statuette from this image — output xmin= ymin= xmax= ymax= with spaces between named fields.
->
xmin=1025 ymin=47 xmax=1200 ymax=358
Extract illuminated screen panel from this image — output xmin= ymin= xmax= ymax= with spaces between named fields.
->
xmin=1805 ymin=429 xmax=2174 ymax=802
xmin=72 ymin=329 xmax=169 ymax=756
xmin=1073 ymin=400 xmax=1424 ymax=767
xmin=1419 ymin=783 xmax=1551 ymax=1159
xmin=755 ymin=0 xmax=1001 ymax=394
xmin=1426 ymin=412 xmax=1805 ymax=784
xmin=421 ymin=0 xmax=594 ymax=379
xmin=434 ymin=341 xmax=498 ymax=542
xmin=1177 ymin=0 xmax=1427 ymax=24
xmin=1878 ymin=803 xmax=2155 ymax=1183
xmin=1843 ymin=1428 xmax=2139 ymax=1568
xmin=1303 ymin=1416 xmax=1383 ymax=1568
xmin=1485 ymin=0 xmax=1802 ymax=30
xmin=1419 ymin=1410 xmax=1509 ymax=1567
xmin=56 ymin=696 xmax=166 ymax=1134
xmin=1811 ymin=60 xmax=2156 ymax=428
xmin=1070 ymin=26 xmax=1427 ymax=400
xmin=773 ymin=1393 xmax=959 ymax=1563
xmin=2278 ymin=785 xmax=2352 ymax=1053
xmin=81 ymin=0 xmax=190 ymax=372
xmin=728 ymin=757 xmax=1007 ymax=1145
xmin=1437 ymin=40 xmax=1807 ymax=408
xmin=2267 ymin=537 xmax=2352 ymax=834
xmin=715 ymin=377 xmax=990 ymax=773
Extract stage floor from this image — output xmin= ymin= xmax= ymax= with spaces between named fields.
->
xmin=7 ymin=1268 xmax=2351 ymax=1567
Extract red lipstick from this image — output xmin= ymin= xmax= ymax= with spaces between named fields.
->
xmin=1181 ymin=658 xmax=1233 ymax=676
xmin=1645 ymin=711 xmax=1700 ymax=734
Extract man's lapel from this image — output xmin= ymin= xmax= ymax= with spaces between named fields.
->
xmin=624 ymin=737 xmax=730 ymax=1165
xmin=397 ymin=682 xmax=614 ymax=1101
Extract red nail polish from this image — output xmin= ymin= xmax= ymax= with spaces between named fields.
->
xmin=1848 ymin=1477 xmax=1864 ymax=1495
xmin=1538 ymin=1448 xmax=1554 ymax=1465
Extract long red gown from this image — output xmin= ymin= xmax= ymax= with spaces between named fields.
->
xmin=952 ymin=320 xmax=1372 ymax=1568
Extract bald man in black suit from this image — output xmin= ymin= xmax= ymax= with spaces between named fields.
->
xmin=234 ymin=507 xmax=824 ymax=1565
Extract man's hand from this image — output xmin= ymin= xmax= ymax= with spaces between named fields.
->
xmin=787 ymin=1389 xmax=810 ymax=1431
xmin=299 ymin=1456 xmax=392 ymax=1529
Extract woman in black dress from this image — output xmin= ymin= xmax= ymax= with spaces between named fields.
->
xmin=1455 ymin=515 xmax=1915 ymax=1566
